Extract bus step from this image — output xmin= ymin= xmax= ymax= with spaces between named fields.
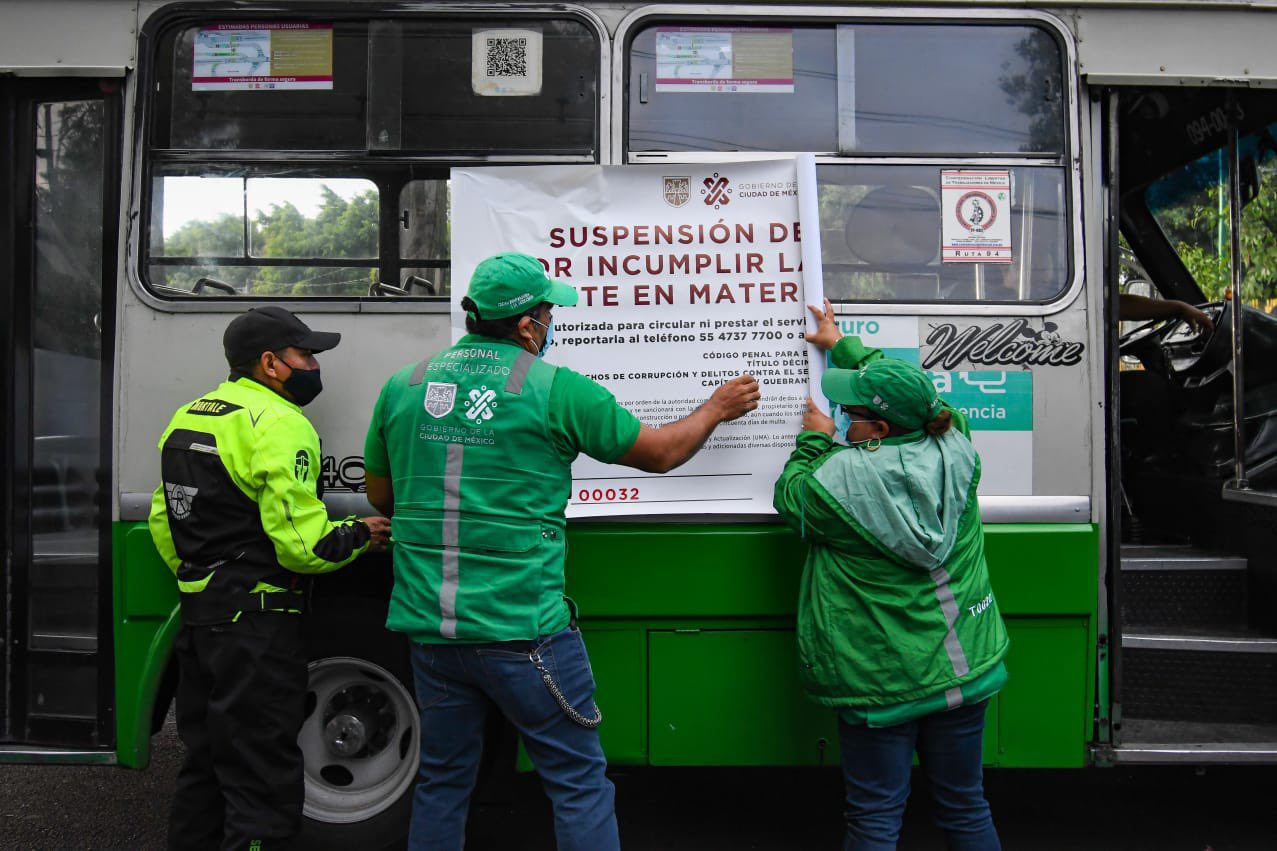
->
xmin=1111 ymin=743 xmax=1277 ymax=764
xmin=1122 ymin=630 xmax=1277 ymax=724
xmin=1120 ymin=545 xmax=1247 ymax=629
xmin=1113 ymin=717 xmax=1277 ymax=762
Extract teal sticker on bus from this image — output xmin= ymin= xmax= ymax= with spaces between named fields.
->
xmin=928 ymin=371 xmax=1032 ymax=432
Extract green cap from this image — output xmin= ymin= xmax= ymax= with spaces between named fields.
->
xmin=822 ymin=358 xmax=942 ymax=431
xmin=466 ymin=253 xmax=579 ymax=320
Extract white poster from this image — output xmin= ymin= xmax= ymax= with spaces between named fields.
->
xmin=940 ymin=170 xmax=1013 ymax=263
xmin=452 ymin=161 xmax=822 ymax=516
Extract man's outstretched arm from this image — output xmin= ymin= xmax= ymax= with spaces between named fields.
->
xmin=617 ymin=374 xmax=761 ymax=474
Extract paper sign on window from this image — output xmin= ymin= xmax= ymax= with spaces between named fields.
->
xmin=940 ymin=170 xmax=1013 ymax=263
xmin=193 ymin=23 xmax=333 ymax=92
xmin=472 ymin=29 xmax=543 ymax=96
xmin=655 ymin=27 xmax=794 ymax=93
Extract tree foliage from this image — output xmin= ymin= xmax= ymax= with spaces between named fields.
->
xmin=155 ymin=184 xmax=379 ymax=296
xmin=1149 ymin=152 xmax=1277 ymax=304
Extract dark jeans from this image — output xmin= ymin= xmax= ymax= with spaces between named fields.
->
xmin=169 ymin=614 xmax=307 ymax=851
xmin=839 ymin=700 xmax=1000 ymax=851
xmin=408 ymin=625 xmax=619 ymax=851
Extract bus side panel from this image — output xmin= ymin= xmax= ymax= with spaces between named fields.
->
xmin=112 ymin=520 xmax=1098 ymax=769
xmin=577 ymin=626 xmax=649 ymax=764
xmin=987 ymin=525 xmax=1098 ymax=767
xmin=646 ymin=628 xmax=840 ymax=766
xmin=571 ymin=523 xmax=1098 ymax=768
xmin=112 ymin=521 xmax=180 ymax=769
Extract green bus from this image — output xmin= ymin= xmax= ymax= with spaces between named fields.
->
xmin=4 ymin=0 xmax=1277 ymax=844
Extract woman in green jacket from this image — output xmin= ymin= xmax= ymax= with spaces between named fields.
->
xmin=775 ymin=300 xmax=1009 ymax=851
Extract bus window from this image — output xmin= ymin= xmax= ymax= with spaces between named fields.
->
xmin=1145 ymin=124 xmax=1277 ymax=308
xmin=395 ymin=19 xmax=598 ymax=155
xmin=142 ymin=13 xmax=602 ymax=300
xmin=152 ymin=18 xmax=597 ymax=155
xmin=627 ymin=22 xmax=1065 ymax=155
xmin=148 ymin=175 xmax=379 ymax=297
xmin=153 ymin=23 xmax=371 ymax=151
xmin=819 ymin=164 xmax=1069 ymax=303
xmin=17 ymin=92 xmax=114 ymax=743
xmin=629 ymin=25 xmax=836 ymax=153
xmin=625 ymin=17 xmax=1073 ymax=304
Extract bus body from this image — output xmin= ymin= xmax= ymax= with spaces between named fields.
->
xmin=5 ymin=0 xmax=1277 ymax=840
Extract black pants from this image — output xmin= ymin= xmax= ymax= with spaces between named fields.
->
xmin=168 ymin=614 xmax=307 ymax=851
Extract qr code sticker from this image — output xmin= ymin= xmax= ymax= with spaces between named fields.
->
xmin=472 ymin=29 xmax=541 ymax=96
xmin=486 ymin=37 xmax=528 ymax=77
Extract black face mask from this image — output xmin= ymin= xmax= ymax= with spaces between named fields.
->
xmin=282 ymin=365 xmax=323 ymax=407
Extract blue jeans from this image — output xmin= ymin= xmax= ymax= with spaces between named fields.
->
xmin=839 ymin=700 xmax=1000 ymax=851
xmin=408 ymin=626 xmax=619 ymax=851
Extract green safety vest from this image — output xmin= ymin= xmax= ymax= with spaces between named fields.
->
xmin=148 ymin=377 xmax=370 ymax=624
xmin=375 ymin=339 xmax=573 ymax=642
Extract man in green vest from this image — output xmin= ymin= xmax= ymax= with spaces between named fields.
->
xmin=149 ymin=306 xmax=391 ymax=851
xmin=363 ymin=252 xmax=760 ymax=850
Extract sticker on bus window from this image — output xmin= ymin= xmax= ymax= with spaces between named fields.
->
xmin=472 ymin=29 xmax=543 ymax=96
xmin=655 ymin=27 xmax=794 ymax=93
xmin=193 ymin=23 xmax=333 ymax=91
xmin=940 ymin=170 xmax=1013 ymax=263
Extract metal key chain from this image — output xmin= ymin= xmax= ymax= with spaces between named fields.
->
xmin=530 ymin=650 xmax=603 ymax=729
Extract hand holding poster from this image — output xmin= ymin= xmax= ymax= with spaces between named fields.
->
xmin=451 ymin=160 xmax=823 ymax=517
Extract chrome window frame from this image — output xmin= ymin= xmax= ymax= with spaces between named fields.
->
xmin=612 ymin=5 xmax=1085 ymax=317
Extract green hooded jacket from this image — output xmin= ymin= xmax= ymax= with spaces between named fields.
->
xmin=774 ymin=340 xmax=1009 ymax=725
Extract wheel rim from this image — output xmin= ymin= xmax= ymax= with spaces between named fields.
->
xmin=300 ymin=656 xmax=419 ymax=824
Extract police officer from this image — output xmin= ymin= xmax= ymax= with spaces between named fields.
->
xmin=149 ymin=306 xmax=391 ymax=851
xmin=363 ymin=252 xmax=760 ymax=850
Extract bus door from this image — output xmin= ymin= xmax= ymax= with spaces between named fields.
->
xmin=0 ymin=78 xmax=119 ymax=754
xmin=1109 ymin=83 xmax=1277 ymax=761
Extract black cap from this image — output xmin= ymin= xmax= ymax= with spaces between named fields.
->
xmin=223 ymin=306 xmax=342 ymax=367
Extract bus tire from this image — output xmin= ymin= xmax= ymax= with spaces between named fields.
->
xmin=298 ymin=610 xmax=418 ymax=850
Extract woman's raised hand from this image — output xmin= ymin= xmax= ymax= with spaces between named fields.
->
xmin=805 ymin=298 xmax=842 ymax=352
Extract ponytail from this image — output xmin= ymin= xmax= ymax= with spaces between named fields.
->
xmin=924 ymin=409 xmax=952 ymax=437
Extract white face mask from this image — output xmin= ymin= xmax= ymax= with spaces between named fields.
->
xmin=833 ymin=405 xmax=852 ymax=442
xmin=528 ymin=315 xmax=554 ymax=358
xmin=834 ymin=404 xmax=879 ymax=446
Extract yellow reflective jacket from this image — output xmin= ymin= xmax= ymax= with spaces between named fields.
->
xmin=148 ymin=377 xmax=369 ymax=624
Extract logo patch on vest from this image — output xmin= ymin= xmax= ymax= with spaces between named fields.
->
xmin=165 ymin=482 xmax=199 ymax=520
xmin=464 ymin=386 xmax=498 ymax=422
xmin=424 ymin=382 xmax=457 ymax=419
xmin=295 ymin=450 xmax=311 ymax=482
xmin=186 ymin=398 xmax=243 ymax=417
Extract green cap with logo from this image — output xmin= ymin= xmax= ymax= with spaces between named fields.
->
xmin=465 ymin=252 xmax=579 ymax=320
xmin=822 ymin=357 xmax=943 ymax=432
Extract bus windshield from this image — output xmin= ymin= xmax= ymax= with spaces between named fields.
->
xmin=1146 ymin=121 xmax=1277 ymax=304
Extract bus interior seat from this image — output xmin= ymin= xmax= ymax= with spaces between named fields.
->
xmin=1184 ymin=380 xmax=1277 ymax=481
xmin=843 ymin=186 xmax=949 ymax=301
